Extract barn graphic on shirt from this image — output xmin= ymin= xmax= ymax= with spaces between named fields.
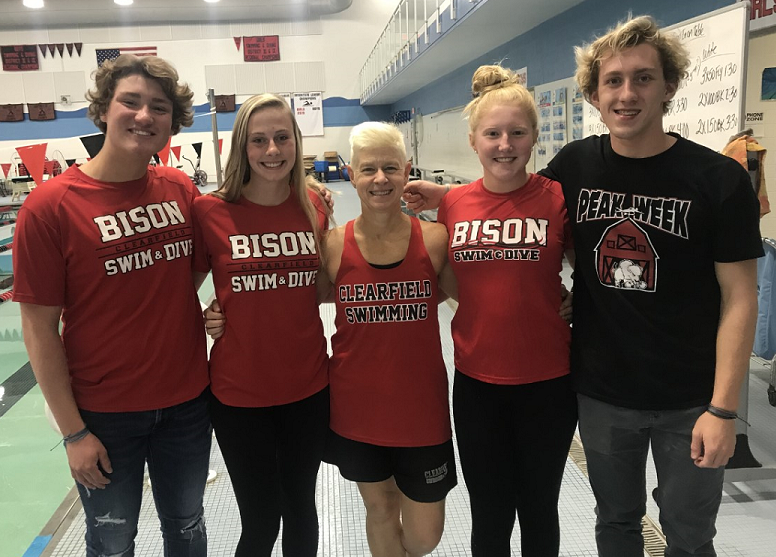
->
xmin=594 ymin=216 xmax=658 ymax=292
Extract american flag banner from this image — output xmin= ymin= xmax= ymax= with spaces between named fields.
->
xmin=96 ymin=46 xmax=157 ymax=67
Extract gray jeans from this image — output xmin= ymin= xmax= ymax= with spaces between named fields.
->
xmin=577 ymin=394 xmax=724 ymax=557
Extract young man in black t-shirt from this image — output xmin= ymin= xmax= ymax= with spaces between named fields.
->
xmin=403 ymin=15 xmax=761 ymax=557
xmin=540 ymin=16 xmax=761 ymax=557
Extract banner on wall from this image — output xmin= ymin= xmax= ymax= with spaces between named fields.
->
xmin=215 ymin=94 xmax=236 ymax=112
xmin=243 ymin=36 xmax=280 ymax=62
xmin=28 ymin=102 xmax=55 ymax=121
xmin=0 ymin=104 xmax=24 ymax=122
xmin=1 ymin=45 xmax=39 ymax=71
xmin=738 ymin=0 xmax=776 ymax=31
xmin=293 ymin=93 xmax=323 ymax=137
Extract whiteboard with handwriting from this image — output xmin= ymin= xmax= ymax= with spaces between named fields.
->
xmin=584 ymin=3 xmax=749 ymax=152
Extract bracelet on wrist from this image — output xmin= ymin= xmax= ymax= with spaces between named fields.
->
xmin=63 ymin=426 xmax=90 ymax=445
xmin=706 ymin=404 xmax=737 ymax=420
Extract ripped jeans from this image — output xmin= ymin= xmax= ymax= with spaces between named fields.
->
xmin=75 ymin=389 xmax=212 ymax=557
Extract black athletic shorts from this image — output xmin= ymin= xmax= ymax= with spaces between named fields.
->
xmin=325 ymin=430 xmax=457 ymax=503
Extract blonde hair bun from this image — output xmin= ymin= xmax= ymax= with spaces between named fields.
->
xmin=471 ymin=65 xmax=519 ymax=98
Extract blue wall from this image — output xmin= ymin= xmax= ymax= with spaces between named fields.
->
xmin=0 ymin=97 xmax=391 ymax=142
xmin=391 ymin=0 xmax=732 ymax=116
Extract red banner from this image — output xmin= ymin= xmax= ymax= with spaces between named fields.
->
xmin=171 ymin=145 xmax=182 ymax=162
xmin=233 ymin=37 xmax=241 ymax=51
xmin=243 ymin=36 xmax=280 ymax=62
xmin=1 ymin=163 xmax=11 ymax=178
xmin=2 ymin=45 xmax=39 ymax=71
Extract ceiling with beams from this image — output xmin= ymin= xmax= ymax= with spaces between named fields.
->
xmin=0 ymin=0 xmax=353 ymax=28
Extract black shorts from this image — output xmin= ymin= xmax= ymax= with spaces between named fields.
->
xmin=325 ymin=430 xmax=457 ymax=503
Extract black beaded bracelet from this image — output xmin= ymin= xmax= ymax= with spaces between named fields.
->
xmin=706 ymin=404 xmax=737 ymax=420
xmin=63 ymin=426 xmax=90 ymax=445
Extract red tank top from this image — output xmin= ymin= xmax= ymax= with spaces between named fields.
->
xmin=329 ymin=217 xmax=452 ymax=447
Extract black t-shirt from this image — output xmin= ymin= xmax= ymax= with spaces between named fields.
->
xmin=541 ymin=133 xmax=762 ymax=410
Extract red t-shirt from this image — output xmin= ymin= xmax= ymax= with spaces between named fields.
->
xmin=13 ymin=165 xmax=208 ymax=412
xmin=329 ymin=217 xmax=452 ymax=447
xmin=437 ymin=175 xmax=572 ymax=385
xmin=193 ymin=189 xmax=329 ymax=407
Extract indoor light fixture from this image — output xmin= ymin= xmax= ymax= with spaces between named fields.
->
xmin=114 ymin=0 xmax=134 ymax=5
xmin=204 ymin=0 xmax=221 ymax=3
xmin=22 ymin=0 xmax=44 ymax=9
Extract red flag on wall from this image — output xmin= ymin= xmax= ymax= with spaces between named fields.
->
xmin=16 ymin=143 xmax=48 ymax=187
xmin=234 ymin=37 xmax=241 ymax=50
xmin=157 ymin=137 xmax=172 ymax=167
xmin=38 ymin=44 xmax=47 ymax=58
xmin=171 ymin=145 xmax=182 ymax=161
xmin=1 ymin=163 xmax=11 ymax=178
xmin=218 ymin=138 xmax=223 ymax=155
xmin=66 ymin=43 xmax=74 ymax=56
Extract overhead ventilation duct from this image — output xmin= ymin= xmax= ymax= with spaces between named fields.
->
xmin=0 ymin=0 xmax=354 ymax=30
xmin=308 ymin=0 xmax=352 ymax=15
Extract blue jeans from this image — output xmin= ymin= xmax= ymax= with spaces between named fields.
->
xmin=75 ymin=389 xmax=212 ymax=557
xmin=578 ymin=394 xmax=724 ymax=557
